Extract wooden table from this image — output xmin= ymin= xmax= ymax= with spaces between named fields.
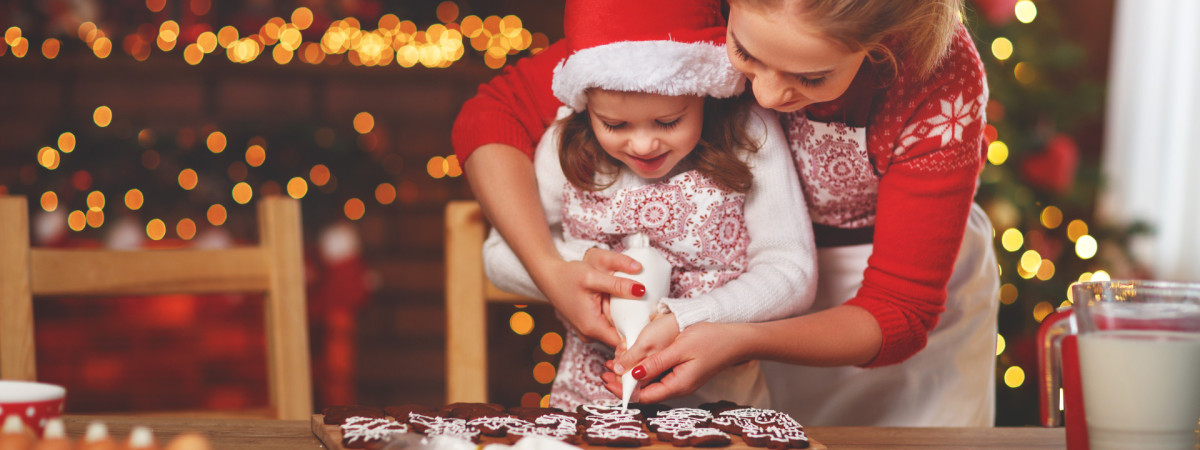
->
xmin=61 ymin=415 xmax=1066 ymax=449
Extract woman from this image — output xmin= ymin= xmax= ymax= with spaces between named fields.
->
xmin=451 ymin=0 xmax=999 ymax=426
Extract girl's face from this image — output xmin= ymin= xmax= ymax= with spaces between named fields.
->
xmin=586 ymin=90 xmax=705 ymax=180
xmin=726 ymin=3 xmax=867 ymax=113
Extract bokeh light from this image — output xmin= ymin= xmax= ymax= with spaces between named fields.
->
xmin=93 ymin=106 xmax=113 ymax=127
xmin=353 ymin=112 xmax=375 ymax=134
xmin=287 ymin=177 xmax=308 ymax=199
xmin=68 ymin=210 xmax=86 ymax=232
xmin=540 ymin=332 xmax=563 ymax=355
xmin=532 ymin=362 xmax=556 ymax=384
xmin=1000 ymin=228 xmax=1023 ymax=252
xmin=999 ymin=283 xmax=1018 ymax=305
xmin=58 ymin=132 xmax=76 ymax=153
xmin=232 ymin=182 xmax=253 ymax=204
xmin=375 ymin=183 xmax=396 ymax=205
xmin=40 ymin=191 xmax=58 ymax=212
xmin=86 ymin=191 xmax=105 ymax=210
xmin=1066 ymin=220 xmax=1088 ymax=242
xmin=207 ymin=131 xmax=227 ymax=153
xmin=991 ymin=37 xmax=1013 ymax=61
xmin=1015 ymin=0 xmax=1038 ymax=23
xmin=1075 ymin=235 xmax=1098 ymax=259
xmin=509 ymin=311 xmax=534 ymax=335
xmin=125 ymin=189 xmax=144 ymax=210
xmin=207 ymin=204 xmax=227 ymax=226
xmin=1003 ymin=366 xmax=1025 ymax=388
xmin=1040 ymin=206 xmax=1063 ymax=229
xmin=177 ymin=218 xmax=197 ymax=240
xmin=246 ymin=144 xmax=266 ymax=167
xmin=1033 ymin=301 xmax=1055 ymax=323
xmin=344 ymin=198 xmax=365 ymax=220
xmin=178 ymin=168 xmax=199 ymax=190
xmin=146 ymin=218 xmax=166 ymax=240
xmin=996 ymin=334 xmax=1005 ymax=356
xmin=310 ymin=164 xmax=331 ymax=186
xmin=987 ymin=141 xmax=1008 ymax=165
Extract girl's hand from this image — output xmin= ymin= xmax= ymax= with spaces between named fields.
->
xmin=613 ymin=313 xmax=680 ymax=360
xmin=532 ymin=249 xmax=643 ymax=348
xmin=603 ymin=322 xmax=752 ymax=403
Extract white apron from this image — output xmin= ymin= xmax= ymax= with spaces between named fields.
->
xmin=761 ymin=202 xmax=999 ymax=426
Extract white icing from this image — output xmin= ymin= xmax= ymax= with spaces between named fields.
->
xmin=341 ymin=416 xmax=409 ymax=446
xmin=609 ymin=233 xmax=672 ymax=409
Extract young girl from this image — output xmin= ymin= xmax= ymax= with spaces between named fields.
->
xmin=481 ymin=0 xmax=816 ymax=410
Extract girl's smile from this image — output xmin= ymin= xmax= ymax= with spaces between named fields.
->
xmin=586 ymin=89 xmax=705 ymax=180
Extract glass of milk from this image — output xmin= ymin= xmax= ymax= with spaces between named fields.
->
xmin=1071 ymin=280 xmax=1200 ymax=450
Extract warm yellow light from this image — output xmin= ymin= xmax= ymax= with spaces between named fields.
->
xmin=232 ymin=182 xmax=253 ymax=204
xmin=245 ymin=144 xmax=266 ymax=167
xmin=37 ymin=147 xmax=60 ymax=170
xmin=41 ymin=38 xmax=61 ymax=59
xmin=58 ymin=132 xmax=76 ymax=153
xmin=1000 ymin=228 xmax=1023 ymax=252
xmin=1036 ymin=259 xmax=1055 ymax=281
xmin=1033 ymin=301 xmax=1055 ymax=323
xmin=176 ymin=218 xmax=197 ymax=240
xmin=509 ymin=311 xmax=534 ymax=335
xmin=159 ymin=20 xmax=180 ymax=43
xmin=84 ymin=209 xmax=104 ymax=228
xmin=999 ymin=283 xmax=1018 ymax=305
xmin=67 ymin=210 xmax=86 ymax=232
xmin=93 ymin=106 xmax=113 ymax=127
xmin=1015 ymin=0 xmax=1038 ymax=23
xmin=5 ymin=26 xmax=21 ymax=46
xmin=310 ymin=164 xmax=331 ymax=186
xmin=1004 ymin=366 xmax=1025 ymax=388
xmin=1091 ymin=270 xmax=1111 ymax=282
xmin=207 ymin=131 xmax=227 ymax=153
xmin=178 ymin=168 xmax=198 ymax=190
xmin=1040 ymin=206 xmax=1063 ymax=229
xmin=1078 ymin=272 xmax=1093 ymax=283
xmin=197 ymin=31 xmax=218 ymax=53
xmin=292 ymin=7 xmax=314 ymax=30
xmin=40 ymin=191 xmax=58 ymax=212
xmin=427 ymin=156 xmax=447 ymax=179
xmin=92 ymin=36 xmax=112 ymax=58
xmin=540 ymin=332 xmax=563 ymax=355
xmin=272 ymin=44 xmax=294 ymax=64
xmin=146 ymin=218 xmax=166 ymax=240
xmin=532 ymin=362 xmax=556 ymax=384
xmin=183 ymin=43 xmax=203 ymax=65
xmin=1020 ymin=250 xmax=1042 ymax=274
xmin=991 ymin=37 xmax=1013 ymax=61
xmin=145 ymin=0 xmax=165 ymax=12
xmin=207 ymin=204 xmax=227 ymax=226
xmin=375 ymin=183 xmax=396 ymax=205
xmin=279 ymin=28 xmax=303 ymax=51
xmin=353 ymin=112 xmax=375 ymax=134
xmin=218 ymin=26 xmax=239 ymax=48
xmin=1067 ymin=219 xmax=1088 ymax=242
xmin=987 ymin=141 xmax=1009 ymax=165
xmin=460 ymin=16 xmax=484 ymax=38
xmin=446 ymin=155 xmax=463 ymax=177
xmin=86 ymin=191 xmax=105 ymax=210
xmin=344 ymin=198 xmax=365 ymax=220
xmin=286 ymin=177 xmax=308 ymax=199
xmin=996 ymin=334 xmax=1006 ymax=356
xmin=125 ymin=189 xmax=144 ymax=210
xmin=1075 ymin=235 xmax=1098 ymax=259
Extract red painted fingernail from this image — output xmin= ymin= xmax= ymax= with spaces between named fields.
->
xmin=632 ymin=284 xmax=646 ymax=297
xmin=631 ymin=366 xmax=647 ymax=380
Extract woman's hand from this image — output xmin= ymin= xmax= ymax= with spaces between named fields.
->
xmin=603 ymin=322 xmax=752 ymax=403
xmin=531 ymin=248 xmax=643 ymax=349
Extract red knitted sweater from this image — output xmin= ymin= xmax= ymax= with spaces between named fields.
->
xmin=451 ymin=25 xmax=989 ymax=367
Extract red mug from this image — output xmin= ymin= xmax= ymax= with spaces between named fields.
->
xmin=1039 ymin=280 xmax=1200 ymax=450
xmin=0 ymin=380 xmax=66 ymax=437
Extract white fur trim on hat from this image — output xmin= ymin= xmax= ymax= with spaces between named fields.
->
xmin=552 ymin=40 xmax=745 ymax=112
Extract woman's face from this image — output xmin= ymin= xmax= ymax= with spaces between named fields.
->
xmin=726 ymin=3 xmax=868 ymax=113
xmin=586 ymin=89 xmax=705 ymax=180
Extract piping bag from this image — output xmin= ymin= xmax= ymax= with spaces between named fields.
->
xmin=608 ymin=233 xmax=671 ymax=410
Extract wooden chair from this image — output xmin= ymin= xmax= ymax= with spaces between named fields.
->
xmin=0 ymin=195 xmax=313 ymax=420
xmin=443 ymin=200 xmax=537 ymax=404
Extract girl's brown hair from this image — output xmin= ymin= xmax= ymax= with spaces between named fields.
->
xmin=558 ymin=94 xmax=758 ymax=193
xmin=733 ymin=0 xmax=964 ymax=80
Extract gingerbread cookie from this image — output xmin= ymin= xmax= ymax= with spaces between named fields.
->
xmin=324 ymin=405 xmax=387 ymax=425
xmin=340 ymin=416 xmax=408 ymax=449
xmin=656 ymin=426 xmax=731 ymax=447
xmin=466 ymin=415 xmax=531 ymax=437
xmin=383 ymin=404 xmax=439 ymax=424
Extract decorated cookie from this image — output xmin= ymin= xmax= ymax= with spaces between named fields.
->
xmin=340 ymin=416 xmax=408 ymax=449
xmin=582 ymin=419 xmax=651 ymax=447
xmin=407 ymin=414 xmax=481 ymax=443
xmin=466 ymin=415 xmax=531 ymax=437
xmin=323 ymin=405 xmax=387 ymax=425
xmin=656 ymin=426 xmax=731 ymax=447
xmin=741 ymin=425 xmax=809 ymax=449
xmin=383 ymin=404 xmax=439 ymax=424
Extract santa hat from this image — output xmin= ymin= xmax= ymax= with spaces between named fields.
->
xmin=552 ymin=0 xmax=745 ymax=112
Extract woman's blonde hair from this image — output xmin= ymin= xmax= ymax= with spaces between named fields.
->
xmin=733 ymin=0 xmax=964 ymax=79
xmin=558 ymin=95 xmax=757 ymax=193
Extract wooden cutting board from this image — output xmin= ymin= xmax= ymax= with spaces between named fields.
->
xmin=311 ymin=415 xmax=825 ymax=450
